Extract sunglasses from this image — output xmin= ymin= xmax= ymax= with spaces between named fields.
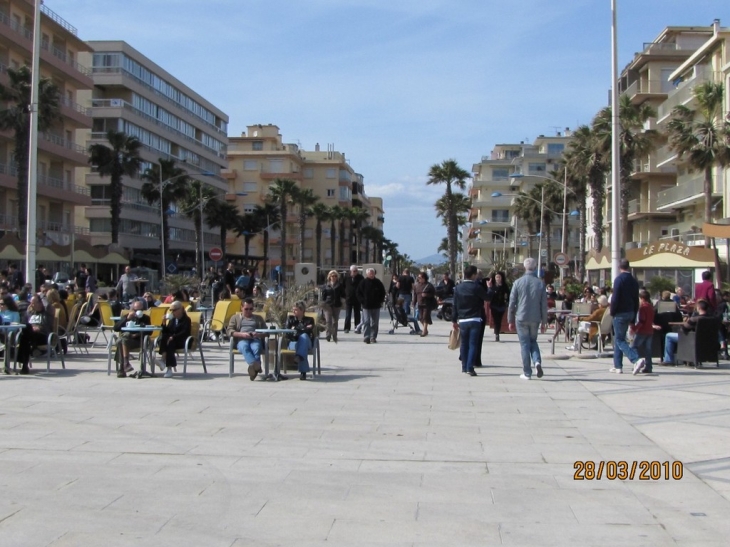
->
xmin=243 ymin=307 xmax=254 ymax=311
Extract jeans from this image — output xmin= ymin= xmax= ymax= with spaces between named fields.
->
xmin=362 ymin=308 xmax=380 ymax=340
xmin=458 ymin=320 xmax=482 ymax=372
xmin=612 ymin=311 xmax=639 ymax=368
xmin=399 ymin=294 xmax=412 ymax=316
xmin=663 ymin=332 xmax=678 ymax=364
xmin=237 ymin=338 xmax=263 ymax=365
xmin=516 ymin=321 xmax=541 ymax=377
xmin=632 ymin=333 xmax=653 ymax=370
xmin=288 ymin=333 xmax=311 ymax=373
xmin=344 ymin=301 xmax=361 ymax=331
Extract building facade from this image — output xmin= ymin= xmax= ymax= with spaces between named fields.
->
xmin=0 ymin=0 xmax=93 ymax=272
xmin=469 ymin=133 xmax=579 ymax=274
xmin=79 ymin=40 xmax=229 ymax=273
xmin=225 ymin=124 xmax=384 ymax=280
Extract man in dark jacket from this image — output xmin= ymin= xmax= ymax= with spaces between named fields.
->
xmin=452 ymin=266 xmax=492 ymax=376
xmin=343 ymin=265 xmax=364 ymax=333
xmin=155 ymin=301 xmax=191 ymax=378
xmin=356 ymin=268 xmax=386 ymax=344
xmin=610 ymin=259 xmax=645 ymax=374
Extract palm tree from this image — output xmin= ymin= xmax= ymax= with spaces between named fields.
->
xmin=0 ymin=66 xmax=61 ymax=232
xmin=253 ymin=203 xmax=280 ymax=278
xmin=349 ymin=207 xmax=371 ymax=264
xmin=178 ymin=179 xmax=217 ymax=275
xmin=593 ymin=94 xmax=658 ymax=247
xmin=328 ymin=205 xmax=346 ymax=268
xmin=140 ymin=158 xmax=189 ymax=262
xmin=88 ymin=130 xmax=142 ymax=244
xmin=513 ymin=190 xmax=541 ymax=257
xmin=293 ymin=188 xmax=319 ymax=264
xmin=231 ymin=212 xmax=259 ymax=268
xmin=566 ymin=125 xmax=608 ymax=251
xmin=361 ymin=225 xmax=382 ymax=263
xmin=207 ymin=200 xmax=241 ymax=261
xmin=427 ymin=159 xmax=470 ymax=277
xmin=667 ymin=82 xmax=730 ymax=247
xmin=267 ymin=178 xmax=298 ymax=281
xmin=311 ymin=202 xmax=330 ymax=271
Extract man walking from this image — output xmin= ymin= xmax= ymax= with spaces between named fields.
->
xmin=116 ymin=265 xmax=139 ymax=303
xmin=508 ymin=258 xmax=548 ymax=380
xmin=356 ymin=268 xmax=386 ymax=344
xmin=343 ymin=265 xmax=363 ymax=333
xmin=609 ymin=259 xmax=646 ymax=374
xmin=452 ymin=265 xmax=492 ymax=376
xmin=396 ymin=268 xmax=415 ymax=316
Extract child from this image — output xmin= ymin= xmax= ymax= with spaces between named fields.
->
xmin=630 ymin=289 xmax=656 ymax=374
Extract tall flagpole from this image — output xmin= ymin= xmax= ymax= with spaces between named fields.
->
xmin=26 ymin=0 xmax=42 ymax=290
xmin=610 ymin=0 xmax=621 ymax=281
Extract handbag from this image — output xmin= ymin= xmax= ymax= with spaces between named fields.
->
xmin=448 ymin=327 xmax=460 ymax=350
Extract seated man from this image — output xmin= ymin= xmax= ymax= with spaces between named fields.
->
xmin=113 ymin=299 xmax=150 ymax=378
xmin=155 ymin=301 xmax=191 ymax=378
xmin=285 ymin=301 xmax=315 ymax=380
xmin=662 ymin=299 xmax=708 ymax=365
xmin=227 ymin=298 xmax=267 ymax=380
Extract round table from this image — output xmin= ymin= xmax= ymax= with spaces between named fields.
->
xmin=255 ymin=328 xmax=296 ymax=381
xmin=120 ymin=326 xmax=162 ymax=378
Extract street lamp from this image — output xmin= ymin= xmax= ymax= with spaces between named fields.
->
xmin=460 ymin=220 xmax=488 ymax=279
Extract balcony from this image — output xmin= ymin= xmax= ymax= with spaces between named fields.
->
xmin=259 ymin=170 xmax=302 ymax=181
xmin=657 ymin=175 xmax=716 ymax=210
xmin=657 ymin=66 xmax=719 ymax=121
xmin=627 ymin=198 xmax=675 ymax=218
xmin=655 ymin=145 xmax=679 ymax=168
xmin=623 ymin=79 xmax=666 ymax=104
xmin=632 ymin=155 xmax=677 ymax=177
xmin=39 ymin=132 xmax=88 ymax=164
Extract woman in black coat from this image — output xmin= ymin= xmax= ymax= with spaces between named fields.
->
xmin=489 ymin=271 xmax=510 ymax=342
xmin=156 ymin=301 xmax=191 ymax=377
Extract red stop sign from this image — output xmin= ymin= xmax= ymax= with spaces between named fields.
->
xmin=208 ymin=247 xmax=223 ymax=262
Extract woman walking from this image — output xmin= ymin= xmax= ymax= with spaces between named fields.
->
xmin=321 ymin=270 xmax=345 ymax=342
xmin=489 ymin=271 xmax=510 ymax=342
xmin=414 ymin=272 xmax=436 ymax=337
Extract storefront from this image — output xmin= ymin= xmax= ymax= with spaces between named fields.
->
xmin=585 ymin=241 xmax=717 ymax=297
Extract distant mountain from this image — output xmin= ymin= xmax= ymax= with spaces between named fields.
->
xmin=414 ymin=253 xmax=447 ymax=266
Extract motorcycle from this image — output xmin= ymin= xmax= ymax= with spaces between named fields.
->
xmin=436 ymin=297 xmax=453 ymax=322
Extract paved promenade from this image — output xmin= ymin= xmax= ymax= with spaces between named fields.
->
xmin=1 ymin=313 xmax=730 ymax=546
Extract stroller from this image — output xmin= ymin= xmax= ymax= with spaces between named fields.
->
xmin=386 ymin=300 xmax=418 ymax=335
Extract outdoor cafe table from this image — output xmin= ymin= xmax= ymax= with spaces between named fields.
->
xmin=0 ymin=323 xmax=23 ymax=374
xmin=548 ymin=309 xmax=572 ymax=354
xmin=255 ymin=328 xmax=296 ymax=381
xmin=118 ymin=326 xmax=162 ymax=378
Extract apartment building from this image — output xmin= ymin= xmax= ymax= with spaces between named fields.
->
xmin=0 ymin=0 xmax=93 ymax=270
xmin=469 ymin=133 xmax=578 ymax=273
xmin=585 ymin=22 xmax=725 ymax=289
xmin=79 ymin=40 xmax=229 ymax=276
xmin=226 ymin=124 xmax=384 ymax=280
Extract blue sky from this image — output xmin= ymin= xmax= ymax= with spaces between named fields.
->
xmin=55 ymin=0 xmax=729 ymax=261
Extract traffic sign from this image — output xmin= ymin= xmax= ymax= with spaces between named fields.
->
xmin=208 ymin=247 xmax=223 ymax=262
xmin=554 ymin=252 xmax=568 ymax=266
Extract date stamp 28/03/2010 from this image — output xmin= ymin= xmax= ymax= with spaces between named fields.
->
xmin=574 ymin=461 xmax=683 ymax=481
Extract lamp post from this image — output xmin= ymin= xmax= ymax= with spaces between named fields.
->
xmin=461 ymin=220 xmax=488 ymax=278
xmin=610 ymin=0 xmax=622 ymax=281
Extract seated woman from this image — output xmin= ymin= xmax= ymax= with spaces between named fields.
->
xmin=569 ymin=295 xmax=609 ymax=350
xmin=113 ymin=299 xmax=151 ymax=377
xmin=155 ymin=301 xmax=191 ymax=378
xmin=0 ymin=294 xmax=21 ymax=324
xmin=16 ymin=295 xmax=55 ymax=375
xmin=285 ymin=301 xmax=315 ymax=380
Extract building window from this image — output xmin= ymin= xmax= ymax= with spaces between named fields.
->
xmin=303 ymin=168 xmax=313 ymax=179
xmin=547 ymin=143 xmax=564 ymax=156
xmin=492 ymin=210 xmax=510 ymax=223
xmin=326 ymin=168 xmax=336 ymax=179
xmin=252 ymin=141 xmax=263 ymax=151
xmin=244 ymin=160 xmax=258 ymax=171
xmin=528 ymin=163 xmax=546 ymax=174
xmin=326 ymin=189 xmax=335 ymax=198
xmin=492 ymin=168 xmax=509 ymax=180
xmin=243 ymin=182 xmax=258 ymax=192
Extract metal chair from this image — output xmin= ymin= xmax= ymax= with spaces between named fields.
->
xmin=279 ymin=312 xmax=322 ymax=376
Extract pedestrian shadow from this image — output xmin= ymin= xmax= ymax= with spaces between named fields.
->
xmin=310 ymin=373 xmax=375 ymax=383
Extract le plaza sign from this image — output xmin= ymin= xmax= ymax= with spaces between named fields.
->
xmin=640 ymin=241 xmax=692 ymax=257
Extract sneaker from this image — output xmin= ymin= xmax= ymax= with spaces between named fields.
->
xmin=609 ymin=367 xmax=623 ymax=374
xmin=520 ymin=373 xmax=531 ymax=380
xmin=117 ymin=369 xmax=127 ymax=378
xmin=354 ymin=329 xmax=362 ymax=334
xmin=154 ymin=356 xmax=165 ymax=371
xmin=124 ymin=362 xmax=134 ymax=373
xmin=364 ymin=338 xmax=370 ymax=344
xmin=343 ymin=330 xmax=350 ymax=334
xmin=164 ymin=368 xmax=173 ymax=378
xmin=632 ymin=358 xmax=646 ymax=375
xmin=468 ymin=370 xmax=477 ymax=376
xmin=370 ymin=338 xmax=377 ymax=344
xmin=535 ymin=363 xmax=543 ymax=378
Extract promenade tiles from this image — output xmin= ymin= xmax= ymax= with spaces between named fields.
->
xmin=1 ymin=312 xmax=730 ymax=545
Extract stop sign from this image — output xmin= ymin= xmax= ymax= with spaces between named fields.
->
xmin=208 ymin=247 xmax=223 ymax=262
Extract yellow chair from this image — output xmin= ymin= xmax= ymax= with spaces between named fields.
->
xmin=204 ymin=299 xmax=241 ymax=346
xmin=279 ymin=312 xmax=321 ymax=376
